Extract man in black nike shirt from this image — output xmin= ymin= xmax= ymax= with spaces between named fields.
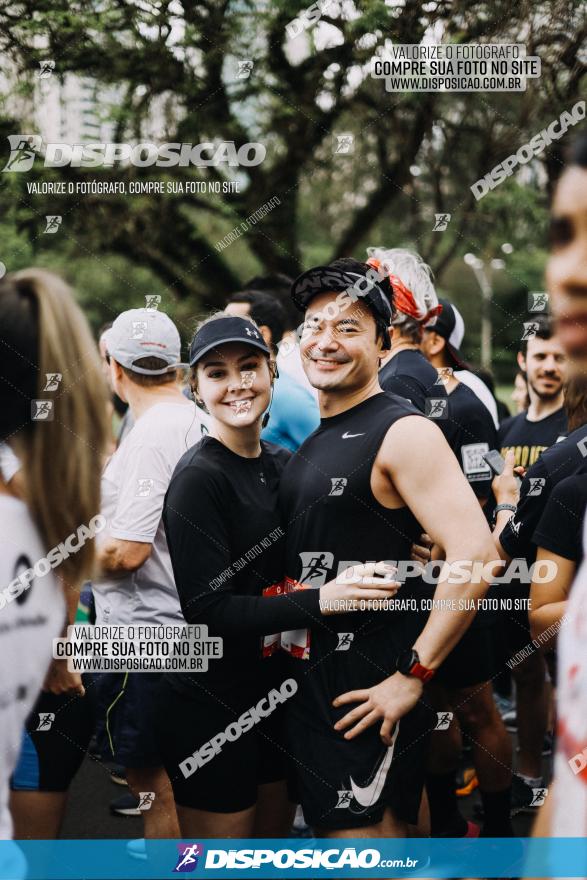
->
xmin=280 ymin=257 xmax=497 ymax=838
xmin=498 ymin=316 xmax=568 ymax=467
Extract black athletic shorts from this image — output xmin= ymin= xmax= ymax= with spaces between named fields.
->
xmin=94 ymin=671 xmax=162 ymax=768
xmin=282 ymin=622 xmax=432 ymax=832
xmin=11 ymin=686 xmax=94 ymax=792
xmin=153 ymin=678 xmax=288 ymax=813
xmin=286 ymin=697 xmax=430 ymax=831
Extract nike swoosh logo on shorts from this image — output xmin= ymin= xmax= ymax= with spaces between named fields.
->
xmin=342 ymin=431 xmax=365 ymax=439
xmin=348 ymin=721 xmax=400 ymax=808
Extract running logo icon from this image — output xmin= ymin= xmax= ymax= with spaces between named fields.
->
xmin=528 ymin=292 xmax=549 ymax=312
xmin=43 ymin=373 xmax=62 ymax=391
xmin=527 ymin=477 xmax=546 ymax=496
xmin=44 ymin=215 xmax=62 ymax=234
xmin=31 ymin=400 xmax=54 ymax=421
xmin=38 ymin=60 xmax=55 ymax=79
xmin=435 ymin=712 xmax=453 ymax=730
xmin=329 ymin=477 xmax=348 ymax=496
xmin=530 ymin=787 xmax=548 ymax=807
xmin=336 ymin=633 xmax=354 ymax=652
xmin=138 ymin=792 xmax=155 ymax=811
xmin=521 ymin=322 xmax=539 ymax=340
xmin=2 ymin=135 xmax=42 ymax=173
xmin=334 ymin=133 xmax=354 ymax=155
xmin=435 ymin=367 xmax=453 ymax=386
xmin=298 ymin=551 xmax=334 ymax=586
xmin=174 ymin=843 xmax=204 ymax=873
xmin=426 ymin=398 xmax=448 ymax=419
xmin=237 ymin=59 xmax=254 ymax=79
xmin=145 ymin=294 xmax=161 ymax=310
xmin=136 ymin=478 xmax=154 ymax=497
xmin=335 ymin=790 xmax=353 ymax=809
xmin=36 ymin=712 xmax=55 ymax=731
xmin=433 ymin=213 xmax=451 ymax=231
xmin=131 ymin=321 xmax=148 ymax=339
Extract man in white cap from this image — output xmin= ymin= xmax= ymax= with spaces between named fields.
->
xmin=92 ymin=308 xmax=208 ymax=839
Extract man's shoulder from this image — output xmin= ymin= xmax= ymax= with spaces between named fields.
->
xmin=498 ymin=411 xmax=524 ymax=444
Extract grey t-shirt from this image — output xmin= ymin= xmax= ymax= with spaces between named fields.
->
xmin=93 ymin=400 xmax=209 ymax=627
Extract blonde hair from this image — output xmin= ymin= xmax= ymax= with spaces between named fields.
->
xmin=0 ymin=269 xmax=110 ymax=587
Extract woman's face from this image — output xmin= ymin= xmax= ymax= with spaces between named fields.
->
xmin=546 ymin=165 xmax=587 ymax=366
xmin=196 ymin=341 xmax=272 ymax=430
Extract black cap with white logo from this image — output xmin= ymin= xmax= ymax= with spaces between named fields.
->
xmin=189 ymin=316 xmax=270 ymax=366
xmin=429 ymin=298 xmax=469 ymax=370
xmin=290 ymin=263 xmax=392 ymax=349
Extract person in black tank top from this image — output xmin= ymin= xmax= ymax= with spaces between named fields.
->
xmin=283 ymin=258 xmax=497 ymax=836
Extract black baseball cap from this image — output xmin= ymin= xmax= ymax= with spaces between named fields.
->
xmin=290 ymin=261 xmax=392 ymax=348
xmin=189 ymin=316 xmax=270 ymax=366
xmin=429 ymin=298 xmax=469 ymax=370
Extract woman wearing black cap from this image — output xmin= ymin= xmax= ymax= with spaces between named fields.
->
xmin=154 ymin=312 xmax=400 ymax=838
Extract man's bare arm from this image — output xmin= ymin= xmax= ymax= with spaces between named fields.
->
xmin=333 ymin=416 xmax=499 ymax=742
xmin=382 ymin=416 xmax=498 ymax=670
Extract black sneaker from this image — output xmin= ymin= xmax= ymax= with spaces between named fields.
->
xmin=510 ymin=774 xmax=545 ymax=815
xmin=110 ymin=765 xmax=128 ymax=786
xmin=110 ymin=792 xmax=141 ymax=816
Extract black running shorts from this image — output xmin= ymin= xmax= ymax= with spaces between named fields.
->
xmin=11 ymin=687 xmax=94 ymax=792
xmin=153 ymin=678 xmax=288 ymax=813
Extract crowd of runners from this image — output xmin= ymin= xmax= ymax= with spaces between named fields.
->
xmin=0 ymin=130 xmax=585 ymax=852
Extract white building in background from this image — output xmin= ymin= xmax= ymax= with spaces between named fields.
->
xmin=0 ymin=60 xmax=119 ymax=144
xmin=35 ymin=75 xmax=118 ymax=143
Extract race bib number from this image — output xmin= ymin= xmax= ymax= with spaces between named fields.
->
xmin=262 ymin=578 xmax=313 ymax=659
xmin=461 ymin=442 xmax=490 ymax=482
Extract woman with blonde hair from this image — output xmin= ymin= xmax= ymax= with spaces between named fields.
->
xmin=0 ymin=269 xmax=109 ymax=839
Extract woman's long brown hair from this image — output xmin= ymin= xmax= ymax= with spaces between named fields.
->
xmin=1 ymin=269 xmax=110 ymax=587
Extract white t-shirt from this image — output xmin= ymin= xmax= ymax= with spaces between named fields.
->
xmin=0 ymin=496 xmax=65 ymax=839
xmin=0 ymin=443 xmax=20 ymax=484
xmin=454 ymin=370 xmax=499 ymax=429
xmin=93 ymin=400 xmax=208 ymax=627
xmin=552 ymin=511 xmax=587 ymax=837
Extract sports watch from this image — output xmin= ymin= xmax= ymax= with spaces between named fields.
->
xmin=396 ymin=648 xmax=435 ymax=683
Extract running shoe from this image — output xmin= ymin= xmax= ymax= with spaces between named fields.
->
xmin=456 ymin=767 xmax=479 ymax=797
xmin=110 ymin=765 xmax=128 ymax=786
xmin=110 ymin=792 xmax=141 ymax=816
xmin=493 ymin=692 xmax=515 ymax=718
xmin=510 ymin=774 xmax=544 ymax=815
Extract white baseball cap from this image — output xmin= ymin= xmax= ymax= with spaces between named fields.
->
xmin=104 ymin=308 xmax=182 ymax=375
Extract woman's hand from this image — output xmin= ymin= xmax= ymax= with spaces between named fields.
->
xmin=319 ymin=562 xmax=400 ymax=615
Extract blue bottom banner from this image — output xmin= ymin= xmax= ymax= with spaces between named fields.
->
xmin=1 ymin=837 xmax=586 ymax=878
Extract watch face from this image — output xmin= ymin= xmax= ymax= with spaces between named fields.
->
xmin=397 ymin=648 xmax=417 ymax=675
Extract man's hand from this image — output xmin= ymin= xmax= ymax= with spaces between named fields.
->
xmin=332 ymin=672 xmax=423 ymax=744
xmin=410 ymin=533 xmax=432 ymax=571
xmin=43 ymin=658 xmax=85 ymax=696
xmin=492 ymin=450 xmax=524 ymax=504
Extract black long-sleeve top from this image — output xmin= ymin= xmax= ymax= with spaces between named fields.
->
xmin=163 ymin=436 xmax=321 ymax=701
